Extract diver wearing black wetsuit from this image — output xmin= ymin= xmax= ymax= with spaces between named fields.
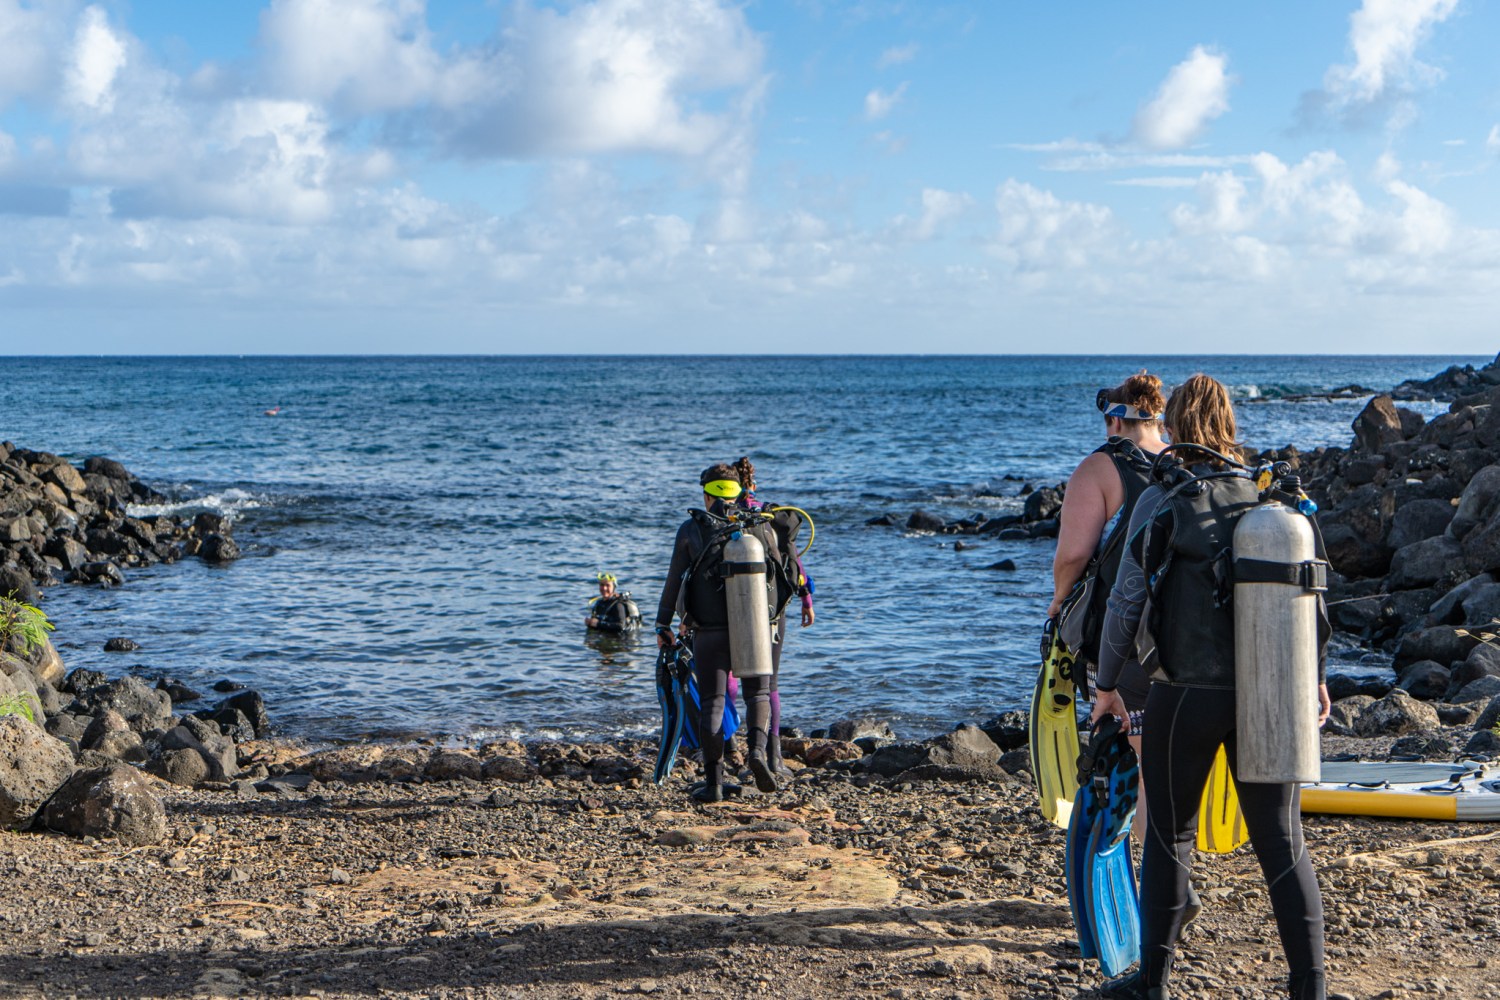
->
xmin=655 ymin=471 xmax=781 ymax=802
xmin=1093 ymin=381 xmax=1329 ymax=1000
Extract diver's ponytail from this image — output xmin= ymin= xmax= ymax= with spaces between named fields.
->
xmin=733 ymin=456 xmax=756 ymax=491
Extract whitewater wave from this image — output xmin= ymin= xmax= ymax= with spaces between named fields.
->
xmin=127 ymin=488 xmax=263 ymax=521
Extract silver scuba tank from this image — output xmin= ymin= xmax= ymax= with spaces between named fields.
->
xmin=723 ymin=530 xmax=775 ymax=678
xmin=1233 ymin=502 xmax=1324 ymax=784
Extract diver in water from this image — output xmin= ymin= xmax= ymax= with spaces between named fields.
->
xmin=654 ymin=463 xmax=790 ymax=802
xmin=585 ymin=573 xmax=641 ymax=633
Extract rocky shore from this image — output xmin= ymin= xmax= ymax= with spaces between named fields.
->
xmin=4 ymin=359 xmax=1500 ymax=998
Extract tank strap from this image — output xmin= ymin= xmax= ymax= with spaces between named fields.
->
xmin=1234 ymin=557 xmax=1329 ymax=592
xmin=719 ymin=561 xmax=766 ymax=577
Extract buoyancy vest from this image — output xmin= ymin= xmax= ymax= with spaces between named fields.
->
xmin=1135 ymin=470 xmax=1262 ymax=687
xmin=1057 ymin=438 xmax=1156 ymax=663
xmin=591 ymin=593 xmax=641 ymax=633
xmin=677 ymin=508 xmax=787 ymax=631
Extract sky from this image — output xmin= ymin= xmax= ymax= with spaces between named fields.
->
xmin=0 ymin=0 xmax=1497 ymax=354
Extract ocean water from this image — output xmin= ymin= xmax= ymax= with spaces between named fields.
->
xmin=0 ymin=355 xmax=1474 ymax=744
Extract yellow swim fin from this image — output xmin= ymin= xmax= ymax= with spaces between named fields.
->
xmin=1029 ymin=620 xmax=1080 ymax=829
xmin=1197 ymin=744 xmax=1248 ymax=853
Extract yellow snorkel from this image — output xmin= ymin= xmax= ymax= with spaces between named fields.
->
xmin=770 ymin=506 xmax=815 ymax=556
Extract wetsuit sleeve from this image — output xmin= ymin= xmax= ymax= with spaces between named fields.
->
xmin=654 ymin=521 xmax=695 ymax=630
xmin=1096 ymin=485 xmax=1166 ymax=692
xmin=795 ymin=552 xmax=813 ymax=610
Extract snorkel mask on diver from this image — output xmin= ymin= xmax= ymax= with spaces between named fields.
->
xmin=1095 ymin=388 xmax=1158 ymax=422
xmin=701 ymin=479 xmax=743 ymax=500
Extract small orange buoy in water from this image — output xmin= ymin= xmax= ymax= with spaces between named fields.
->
xmin=264 ymin=407 xmax=281 ymax=416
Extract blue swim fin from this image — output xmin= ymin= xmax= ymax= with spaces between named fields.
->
xmin=1077 ymin=716 xmax=1140 ymax=976
xmin=653 ymin=646 xmax=679 ymax=785
xmin=1086 ymin=813 xmax=1140 ymax=976
xmin=1066 ymin=780 xmax=1099 ymax=961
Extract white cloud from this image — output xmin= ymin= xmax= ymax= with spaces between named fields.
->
xmin=864 ymin=83 xmax=907 ymax=121
xmin=0 ymin=0 xmax=60 ymax=105
xmin=66 ymin=6 xmax=127 ymax=112
xmin=1324 ymin=0 xmax=1459 ymax=105
xmin=1131 ymin=46 xmax=1231 ymax=151
xmin=992 ymin=180 xmax=1115 ymax=271
xmin=260 ymin=0 xmax=465 ymax=114
xmin=1171 ymin=171 xmax=1253 ymax=235
xmin=1380 ymin=179 xmax=1452 ymax=256
xmin=907 ymin=188 xmax=972 ymax=240
xmin=1110 ymin=176 xmax=1200 ymax=188
xmin=439 ymin=0 xmax=766 ymax=160
xmin=877 ymin=43 xmax=919 ymax=69
xmin=1488 ymin=125 xmax=1500 ymax=153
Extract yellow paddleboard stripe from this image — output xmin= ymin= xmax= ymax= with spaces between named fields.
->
xmin=1300 ymin=789 xmax=1459 ymax=820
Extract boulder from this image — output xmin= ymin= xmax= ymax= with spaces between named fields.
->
xmin=1460 ymin=505 xmax=1500 ymax=576
xmin=103 ymin=637 xmax=140 ymax=653
xmin=0 ymin=715 xmax=75 ymax=828
xmin=42 ymin=764 xmax=165 ymax=846
xmin=905 ymin=510 xmax=945 ymax=533
xmin=864 ymin=514 xmax=897 ymax=527
xmin=27 ymin=636 xmax=66 ymax=689
xmin=861 ymin=724 xmax=1001 ymax=780
xmin=1462 ymin=729 xmax=1500 ymax=756
xmin=1458 ymin=581 xmax=1500 ymax=629
xmin=1447 ymin=465 xmax=1500 ymax=541
xmin=1453 ymin=675 xmax=1500 ymax=705
xmin=1476 ymin=696 xmax=1500 ymax=731
xmin=826 ymin=719 xmax=897 ymax=743
xmin=146 ymin=748 xmax=211 ymax=787
xmin=1352 ymin=396 xmax=1405 ymax=454
xmin=199 ymin=534 xmax=241 ymax=563
xmin=91 ymin=729 xmax=148 ymax=764
xmin=1354 ymin=689 xmax=1441 ymax=736
xmin=1387 ymin=535 xmax=1463 ymax=590
xmin=83 ymin=456 xmax=131 ymax=481
xmin=62 ymin=667 xmax=107 ymax=696
xmin=985 ymin=559 xmax=1018 ymax=571
xmin=154 ymin=716 xmax=238 ymax=781
xmin=156 ymin=679 xmax=203 ymax=704
xmin=1393 ymin=626 xmax=1477 ymax=671
xmin=979 ymin=710 xmax=1029 ymax=751
xmin=214 ymin=690 xmax=269 ymax=738
xmin=43 ymin=713 xmax=86 ymax=743
xmin=192 ymin=706 xmax=256 ymax=743
xmin=480 ymin=755 xmax=538 ymax=783
xmin=1396 ymin=660 xmax=1451 ymax=701
xmin=425 ymin=750 xmax=482 ymax=782
xmin=1320 ymin=522 xmax=1391 ymax=580
xmin=80 ymin=709 xmax=130 ymax=750
xmin=1324 ymin=695 xmax=1374 ymax=736
xmin=40 ymin=461 xmax=86 ymax=495
xmin=1428 ymin=573 xmax=1495 ymax=625
xmin=71 ymin=676 xmax=172 ymax=734
xmin=1023 ymin=487 xmax=1063 ymax=523
xmin=1387 ymin=499 xmax=1456 ymax=551
xmin=193 ymin=512 xmax=229 ymax=536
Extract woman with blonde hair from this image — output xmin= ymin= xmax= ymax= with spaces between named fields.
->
xmin=1091 ymin=374 xmax=1330 ymax=1000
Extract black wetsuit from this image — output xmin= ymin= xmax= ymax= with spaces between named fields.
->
xmin=654 ymin=505 xmax=774 ymax=789
xmin=1097 ymin=479 xmax=1325 ymax=994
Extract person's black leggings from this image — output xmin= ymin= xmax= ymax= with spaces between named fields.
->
xmin=1139 ymin=683 xmax=1325 ymax=989
xmin=692 ymin=629 xmax=771 ymax=786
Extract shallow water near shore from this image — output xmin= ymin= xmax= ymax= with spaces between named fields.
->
xmin=2 ymin=355 xmax=1470 ymax=742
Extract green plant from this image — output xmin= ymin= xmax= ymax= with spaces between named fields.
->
xmin=0 ymin=593 xmax=54 ymax=653
xmin=0 ymin=694 xmax=36 ymax=723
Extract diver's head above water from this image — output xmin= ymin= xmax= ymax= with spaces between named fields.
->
xmin=596 ymin=572 xmax=617 ymax=599
xmin=1095 ymin=371 xmax=1168 ymax=451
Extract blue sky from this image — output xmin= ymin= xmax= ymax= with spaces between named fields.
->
xmin=0 ymin=0 xmax=1496 ymax=354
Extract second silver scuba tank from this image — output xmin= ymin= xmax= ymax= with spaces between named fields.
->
xmin=1233 ymin=501 xmax=1324 ymax=784
xmin=723 ymin=530 xmax=775 ymax=678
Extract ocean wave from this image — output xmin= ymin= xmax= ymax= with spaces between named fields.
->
xmin=127 ymin=488 xmax=263 ymax=521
